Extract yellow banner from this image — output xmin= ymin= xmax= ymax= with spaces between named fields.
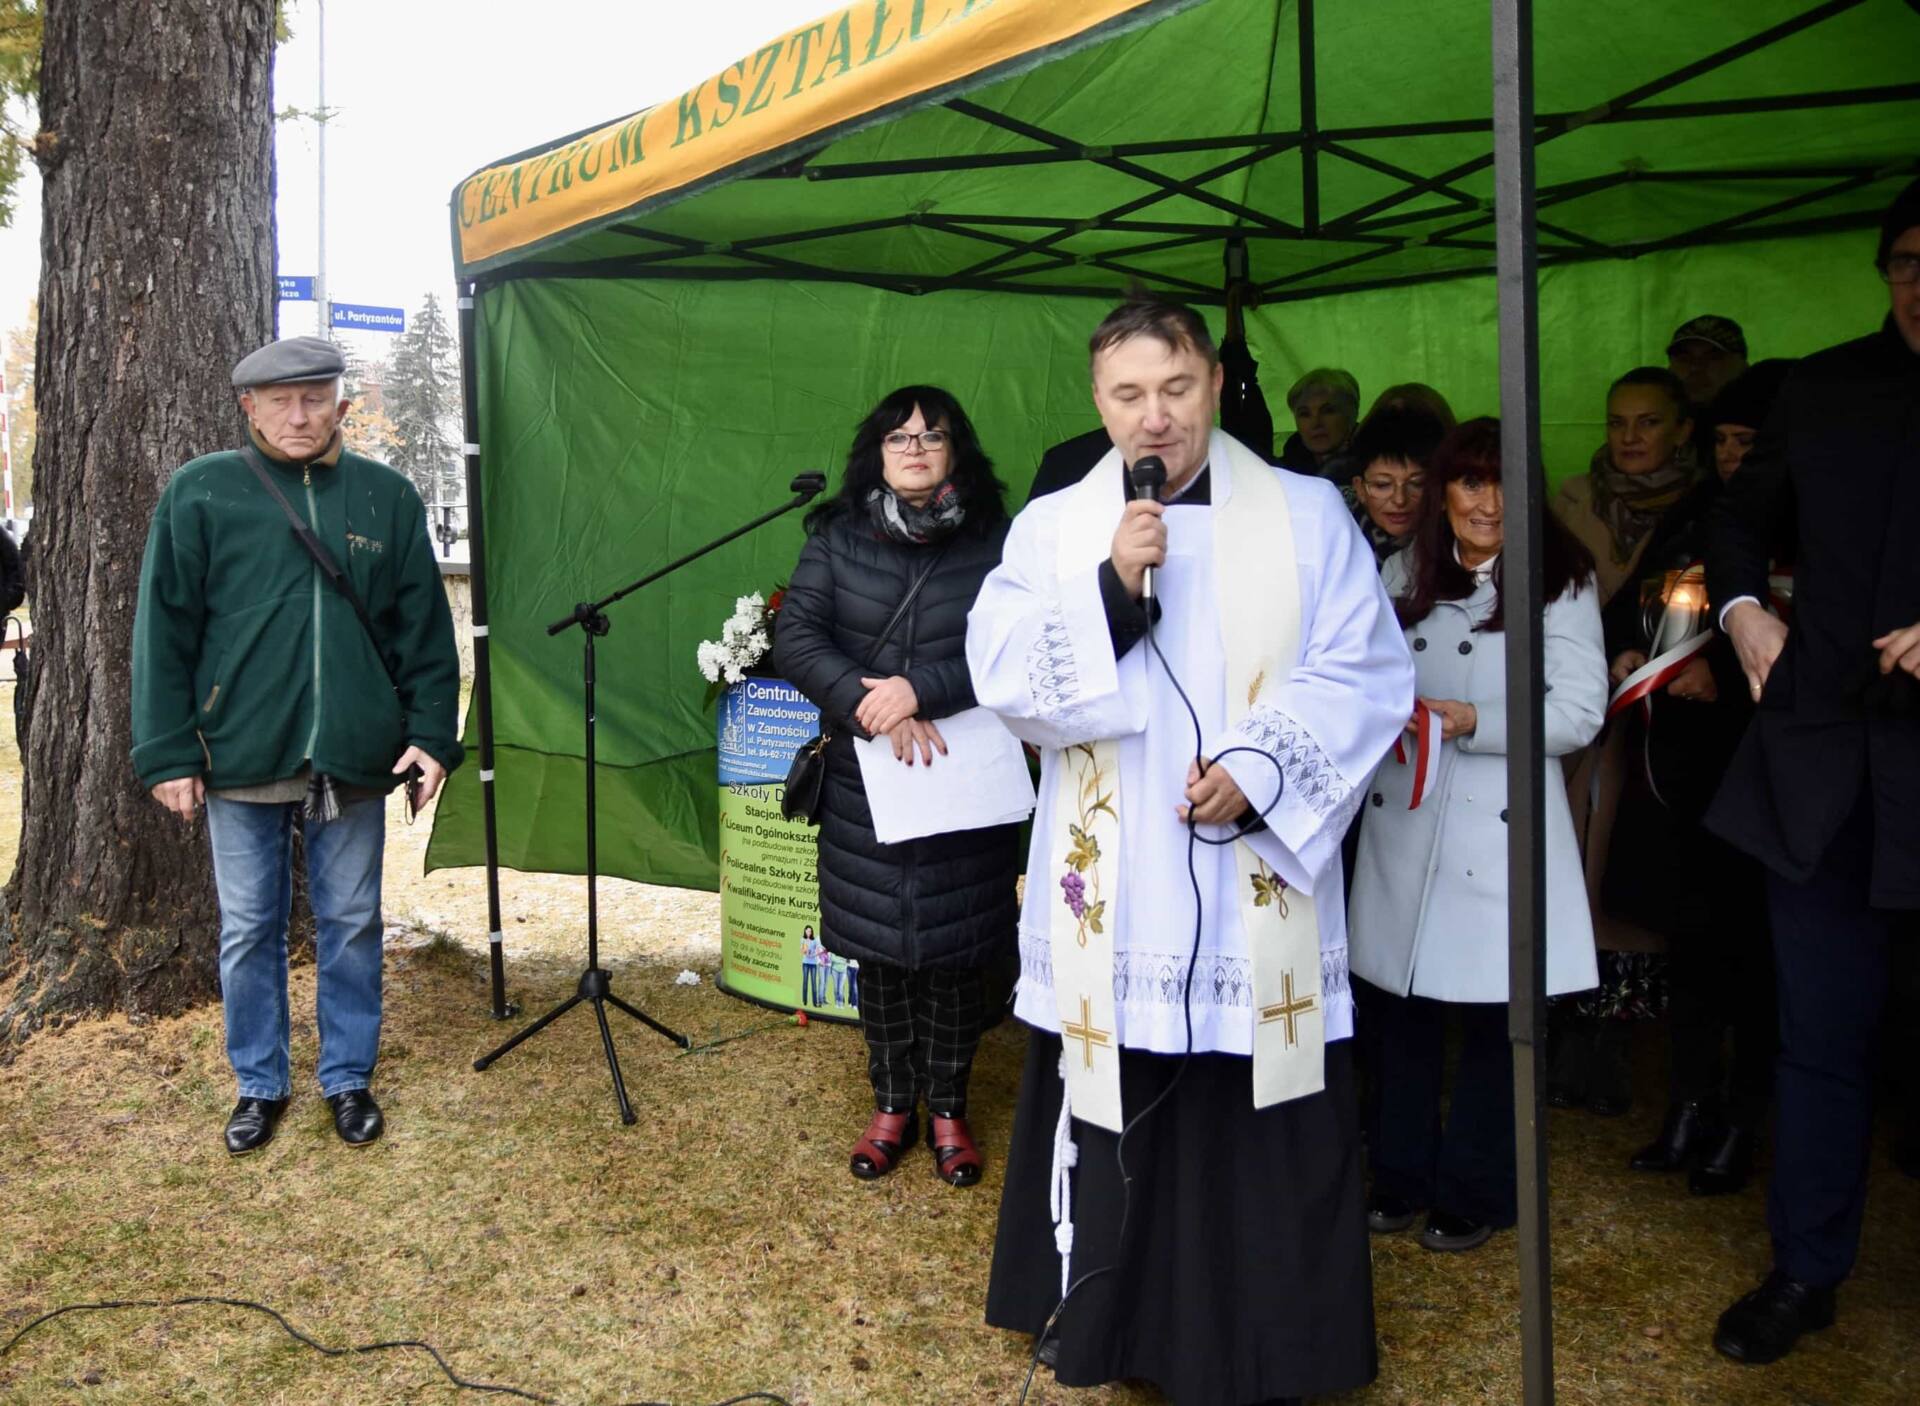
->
xmin=452 ymin=0 xmax=1178 ymax=275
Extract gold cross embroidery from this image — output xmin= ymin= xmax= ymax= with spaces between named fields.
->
xmin=1061 ymin=995 xmax=1111 ymax=1071
xmin=1259 ymin=970 xmax=1318 ymax=1050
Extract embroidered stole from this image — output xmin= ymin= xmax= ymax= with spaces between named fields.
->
xmin=1049 ymin=431 xmax=1326 ymax=1133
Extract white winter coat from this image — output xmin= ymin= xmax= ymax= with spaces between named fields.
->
xmin=1348 ymin=552 xmax=1607 ymax=1003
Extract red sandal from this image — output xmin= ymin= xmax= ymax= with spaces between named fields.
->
xmin=850 ymin=1107 xmax=918 ymax=1180
xmin=930 ymin=1113 xmax=983 ymax=1187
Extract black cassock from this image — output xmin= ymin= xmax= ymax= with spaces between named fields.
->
xmin=985 ymin=1031 xmax=1377 ymax=1405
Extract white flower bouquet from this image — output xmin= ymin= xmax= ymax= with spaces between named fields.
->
xmin=697 ymin=586 xmax=786 ymax=703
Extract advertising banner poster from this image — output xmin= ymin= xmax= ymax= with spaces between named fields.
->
xmin=716 ymin=677 xmax=857 ymax=1020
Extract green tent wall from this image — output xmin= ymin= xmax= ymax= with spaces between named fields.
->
xmin=429 ymin=0 xmax=1918 ymax=892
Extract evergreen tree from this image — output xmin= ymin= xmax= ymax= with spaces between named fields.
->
xmin=384 ymin=291 xmax=461 ymax=515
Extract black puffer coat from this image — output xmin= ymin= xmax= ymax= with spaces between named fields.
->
xmin=772 ymin=508 xmax=1020 ymax=970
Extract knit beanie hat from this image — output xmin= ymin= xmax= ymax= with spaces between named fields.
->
xmin=1707 ymin=358 xmax=1796 ymax=431
xmin=1879 ymin=175 xmax=1920 ymax=269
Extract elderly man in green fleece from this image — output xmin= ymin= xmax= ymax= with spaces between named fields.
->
xmin=132 ymin=336 xmax=463 ymax=1156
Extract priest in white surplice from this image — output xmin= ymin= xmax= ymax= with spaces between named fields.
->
xmin=973 ymin=300 xmax=1413 ymax=1406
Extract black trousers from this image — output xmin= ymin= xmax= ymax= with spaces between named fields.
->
xmin=1366 ymin=984 xmax=1517 ymax=1228
xmin=1667 ymin=843 xmax=1776 ymax=1124
xmin=854 ymin=960 xmax=986 ymax=1115
xmin=1765 ymin=801 xmax=1898 ymax=1287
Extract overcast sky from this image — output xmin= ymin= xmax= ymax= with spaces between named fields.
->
xmin=0 ymin=0 xmax=836 ymax=350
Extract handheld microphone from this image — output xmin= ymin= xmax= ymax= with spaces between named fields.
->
xmin=1127 ymin=455 xmax=1168 ymax=602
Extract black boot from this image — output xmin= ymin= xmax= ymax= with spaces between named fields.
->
xmin=1689 ymin=1125 xmax=1756 ymax=1196
xmin=1630 ymin=1100 xmax=1712 ymax=1172
xmin=1587 ymin=1021 xmax=1633 ymax=1117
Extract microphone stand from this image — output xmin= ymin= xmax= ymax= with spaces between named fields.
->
xmin=473 ymin=471 xmax=828 ymax=1124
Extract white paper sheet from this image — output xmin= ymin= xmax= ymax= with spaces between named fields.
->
xmin=853 ymin=705 xmax=1036 ymax=844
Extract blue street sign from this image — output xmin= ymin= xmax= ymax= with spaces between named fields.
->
xmin=330 ymin=302 xmax=406 ymax=334
xmin=277 ymin=275 xmax=315 ymax=302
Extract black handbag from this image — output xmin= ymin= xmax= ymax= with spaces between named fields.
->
xmin=781 ymin=547 xmax=946 ymax=825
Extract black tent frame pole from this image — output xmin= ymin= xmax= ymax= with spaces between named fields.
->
xmin=1491 ymin=1 xmax=1554 ymax=1402
xmin=1298 ymin=0 xmax=1319 ymax=234
xmin=455 ymin=283 xmax=517 ymax=1022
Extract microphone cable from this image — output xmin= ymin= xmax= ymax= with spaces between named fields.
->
xmin=0 ymin=1294 xmax=794 ymax=1406
xmin=1018 ymin=548 xmax=1286 ymax=1404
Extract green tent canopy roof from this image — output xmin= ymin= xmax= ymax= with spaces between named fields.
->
xmin=453 ymin=0 xmax=1920 ymax=302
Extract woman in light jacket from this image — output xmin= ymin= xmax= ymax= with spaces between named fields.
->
xmin=1348 ymin=417 xmax=1607 ymax=1253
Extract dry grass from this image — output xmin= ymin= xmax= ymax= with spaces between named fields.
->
xmin=0 ymin=696 xmax=1915 ymax=1404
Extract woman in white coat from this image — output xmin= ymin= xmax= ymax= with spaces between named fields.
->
xmin=1348 ymin=416 xmax=1607 ymax=1253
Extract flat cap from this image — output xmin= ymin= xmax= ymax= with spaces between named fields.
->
xmin=231 ymin=335 xmax=346 ymax=389
xmin=1666 ymin=315 xmax=1747 ymax=360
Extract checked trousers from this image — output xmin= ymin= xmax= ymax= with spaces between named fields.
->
xmin=855 ymin=960 xmax=987 ymax=1116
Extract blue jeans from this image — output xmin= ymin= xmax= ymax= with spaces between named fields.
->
xmin=205 ymin=795 xmax=386 ymax=1100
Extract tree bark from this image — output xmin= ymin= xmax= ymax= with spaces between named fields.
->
xmin=0 ymin=0 xmax=277 ymax=1043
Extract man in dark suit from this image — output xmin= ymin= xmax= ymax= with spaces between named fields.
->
xmin=1023 ymin=426 xmax=1112 ymax=505
xmin=1705 ymin=176 xmax=1920 ymax=1365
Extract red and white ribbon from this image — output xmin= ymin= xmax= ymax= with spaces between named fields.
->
xmin=1606 ymin=629 xmax=1714 ymax=720
xmin=1392 ymin=700 xmax=1443 ymax=809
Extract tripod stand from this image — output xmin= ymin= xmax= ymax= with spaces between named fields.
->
xmin=473 ymin=471 xmax=828 ymax=1124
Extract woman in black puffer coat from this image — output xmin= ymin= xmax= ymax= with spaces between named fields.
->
xmin=773 ymin=384 xmax=1018 ymax=1188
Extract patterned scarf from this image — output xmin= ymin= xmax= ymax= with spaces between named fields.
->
xmin=1586 ymin=441 xmax=1704 ymax=565
xmin=1342 ymin=484 xmax=1410 ymax=566
xmin=866 ymin=480 xmax=966 ymax=545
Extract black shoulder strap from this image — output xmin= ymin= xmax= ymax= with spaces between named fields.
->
xmin=241 ymin=445 xmax=400 ymax=693
xmin=865 ymin=544 xmax=947 ymax=668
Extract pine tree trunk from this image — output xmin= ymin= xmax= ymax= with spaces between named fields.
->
xmin=0 ymin=0 xmax=278 ymax=1043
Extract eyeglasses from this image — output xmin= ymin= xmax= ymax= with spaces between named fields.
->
xmin=1883 ymin=254 xmax=1920 ymax=286
xmin=1361 ymin=476 xmax=1425 ymax=501
xmin=882 ymin=430 xmax=949 ymax=452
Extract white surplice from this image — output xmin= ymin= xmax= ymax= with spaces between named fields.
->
xmin=966 ymin=431 xmax=1415 ymax=1061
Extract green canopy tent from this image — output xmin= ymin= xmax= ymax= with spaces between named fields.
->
xmin=435 ymin=0 xmax=1918 ymax=1393
xmin=433 ymin=0 xmax=1917 ymax=899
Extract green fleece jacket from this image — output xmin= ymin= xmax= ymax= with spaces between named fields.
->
xmin=131 ymin=438 xmax=464 ymax=792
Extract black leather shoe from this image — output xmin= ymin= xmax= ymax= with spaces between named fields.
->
xmin=1689 ymin=1125 xmax=1755 ymax=1196
xmin=1630 ymin=1100 xmax=1712 ymax=1172
xmin=1034 ymin=1330 xmax=1059 ymax=1369
xmin=326 ymin=1089 xmax=384 ymax=1147
xmin=1713 ymin=1269 xmax=1835 ymax=1364
xmin=1366 ymin=1192 xmax=1420 ymax=1234
xmin=224 ymin=1097 xmax=288 ymax=1156
xmin=1544 ymin=1081 xmax=1584 ymax=1110
xmin=1420 ymin=1209 xmax=1492 ymax=1253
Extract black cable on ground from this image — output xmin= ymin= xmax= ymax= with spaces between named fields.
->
xmin=0 ymin=1296 xmax=792 ymax=1406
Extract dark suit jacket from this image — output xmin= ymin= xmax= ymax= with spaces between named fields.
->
xmin=1705 ymin=319 xmax=1920 ymax=905
xmin=1024 ymin=427 xmax=1113 ymax=505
